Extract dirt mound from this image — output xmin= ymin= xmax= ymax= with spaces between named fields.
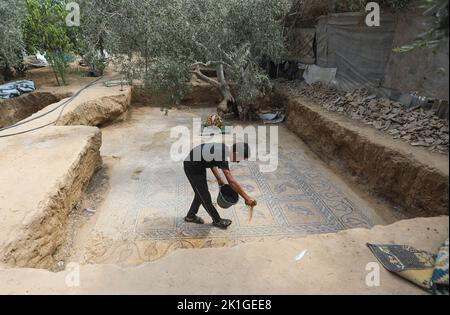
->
xmin=56 ymin=93 xmax=131 ymax=127
xmin=0 ymin=127 xmax=102 ymax=270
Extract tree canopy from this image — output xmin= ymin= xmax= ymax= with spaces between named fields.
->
xmin=23 ymin=0 xmax=74 ymax=85
xmin=99 ymin=0 xmax=290 ymax=116
xmin=0 ymin=0 xmax=25 ymax=80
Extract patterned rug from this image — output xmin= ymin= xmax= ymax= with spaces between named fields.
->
xmin=432 ymin=239 xmax=449 ymax=295
xmin=368 ymin=239 xmax=449 ymax=294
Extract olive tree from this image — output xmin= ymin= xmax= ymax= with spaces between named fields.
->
xmin=183 ymin=0 xmax=289 ymax=118
xmin=0 ymin=0 xmax=25 ymax=81
xmin=107 ymin=0 xmax=290 ymax=118
xmin=74 ymin=0 xmax=125 ymax=76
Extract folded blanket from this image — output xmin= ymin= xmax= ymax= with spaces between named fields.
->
xmin=367 ymin=239 xmax=449 ymax=295
xmin=432 ymin=239 xmax=449 ymax=295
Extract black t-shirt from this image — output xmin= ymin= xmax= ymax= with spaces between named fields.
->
xmin=184 ymin=143 xmax=230 ymax=170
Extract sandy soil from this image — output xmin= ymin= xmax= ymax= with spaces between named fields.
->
xmin=20 ymin=66 xmax=119 ymax=95
xmin=0 ymin=217 xmax=447 ymax=294
xmin=0 ymin=67 xmax=129 ymax=270
xmin=1 ymin=66 xmax=127 ymax=129
xmin=0 ymin=80 xmax=131 ymax=138
xmin=0 ymin=126 xmax=102 ymax=270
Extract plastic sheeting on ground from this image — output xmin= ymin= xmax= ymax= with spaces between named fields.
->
xmin=0 ymin=80 xmax=36 ymax=100
xmin=23 ymin=53 xmax=49 ymax=69
xmin=303 ymin=64 xmax=337 ymax=85
xmin=316 ymin=12 xmax=396 ymax=91
xmin=258 ymin=111 xmax=286 ymax=124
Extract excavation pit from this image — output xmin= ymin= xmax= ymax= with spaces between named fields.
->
xmin=0 ymin=92 xmax=70 ymax=128
xmin=58 ymin=105 xmax=411 ymax=268
xmin=0 ymin=80 xmax=447 ymax=278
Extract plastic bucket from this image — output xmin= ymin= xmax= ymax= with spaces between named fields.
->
xmin=217 ymin=184 xmax=239 ymax=209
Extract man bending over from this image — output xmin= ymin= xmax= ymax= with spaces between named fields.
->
xmin=183 ymin=142 xmax=257 ymax=229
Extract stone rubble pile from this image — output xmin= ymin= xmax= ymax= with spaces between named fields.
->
xmin=282 ymin=81 xmax=449 ymax=154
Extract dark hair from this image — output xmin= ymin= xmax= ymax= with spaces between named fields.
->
xmin=232 ymin=142 xmax=250 ymax=160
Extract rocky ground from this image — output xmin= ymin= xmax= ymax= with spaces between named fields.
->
xmin=281 ymin=81 xmax=449 ymax=155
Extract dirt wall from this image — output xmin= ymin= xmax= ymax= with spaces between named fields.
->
xmin=0 ymin=92 xmax=70 ymax=128
xmin=286 ymin=97 xmax=449 ymax=216
xmin=0 ymin=128 xmax=102 ymax=270
xmin=131 ymin=80 xmax=222 ymax=107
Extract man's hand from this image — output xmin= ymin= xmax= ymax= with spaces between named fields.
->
xmin=223 ymin=169 xmax=256 ymax=206
xmin=245 ymin=197 xmax=257 ymax=207
xmin=217 ymin=179 xmax=225 ymax=187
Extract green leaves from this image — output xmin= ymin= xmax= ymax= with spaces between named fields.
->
xmin=103 ymin=0 xmax=289 ymax=107
xmin=395 ymin=0 xmax=448 ymax=53
xmin=144 ymin=57 xmax=193 ymax=105
xmin=23 ymin=0 xmax=73 ymax=85
xmin=0 ymin=0 xmax=26 ymax=73
xmin=24 ymin=0 xmax=72 ymax=53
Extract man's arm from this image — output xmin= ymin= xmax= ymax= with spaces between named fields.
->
xmin=211 ymin=167 xmax=225 ymax=186
xmin=222 ymin=169 xmax=257 ymax=207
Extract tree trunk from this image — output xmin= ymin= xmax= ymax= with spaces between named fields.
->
xmin=215 ymin=64 xmax=235 ymax=115
xmin=191 ymin=63 xmax=235 ymax=116
xmin=216 ymin=84 xmax=234 ymax=116
xmin=51 ymin=65 xmax=61 ymax=86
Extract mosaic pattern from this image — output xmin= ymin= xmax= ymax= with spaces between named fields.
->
xmin=134 ymin=149 xmax=373 ymax=241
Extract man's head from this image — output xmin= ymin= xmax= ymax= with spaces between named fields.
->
xmin=231 ymin=142 xmax=250 ymax=163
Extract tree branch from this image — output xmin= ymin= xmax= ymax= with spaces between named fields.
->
xmin=191 ymin=61 xmax=231 ymax=69
xmin=216 ymin=63 xmax=226 ymax=84
xmin=191 ymin=69 xmax=221 ymax=88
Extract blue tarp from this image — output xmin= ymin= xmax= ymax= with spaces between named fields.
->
xmin=0 ymin=80 xmax=36 ymax=100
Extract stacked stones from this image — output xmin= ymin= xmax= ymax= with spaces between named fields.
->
xmin=283 ymin=81 xmax=449 ymax=154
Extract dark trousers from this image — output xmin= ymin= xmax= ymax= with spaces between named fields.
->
xmin=184 ymin=162 xmax=221 ymax=222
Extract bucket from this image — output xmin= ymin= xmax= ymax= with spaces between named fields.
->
xmin=217 ymin=184 xmax=239 ymax=209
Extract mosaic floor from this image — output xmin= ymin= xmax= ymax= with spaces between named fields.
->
xmin=137 ymin=154 xmax=374 ymax=240
xmin=70 ymin=107 xmax=396 ymax=266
